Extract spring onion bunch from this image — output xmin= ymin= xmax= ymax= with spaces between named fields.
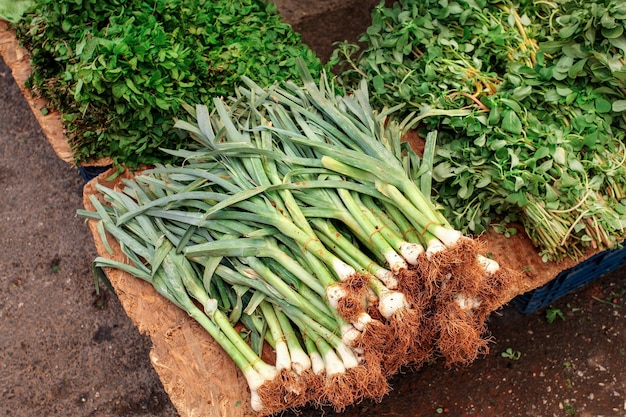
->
xmin=79 ymin=62 xmax=520 ymax=414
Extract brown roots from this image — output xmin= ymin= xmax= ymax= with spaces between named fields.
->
xmin=356 ymin=354 xmax=391 ymax=402
xmin=334 ymin=273 xmax=370 ymax=323
xmin=257 ymin=236 xmax=523 ymax=414
xmin=396 ymin=238 xmax=516 ymax=367
xmin=354 ymin=303 xmax=433 ymax=376
xmin=382 ymin=307 xmax=427 ymax=375
xmin=395 ymin=267 xmax=427 ymax=307
xmin=434 ymin=303 xmax=491 ymax=366
xmin=320 ymin=364 xmax=388 ymax=412
xmin=256 ymin=369 xmax=308 ymax=414
xmin=475 ymin=265 xmax=526 ymax=315
xmin=299 ymin=369 xmax=325 ymax=407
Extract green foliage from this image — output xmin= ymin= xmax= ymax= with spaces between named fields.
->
xmin=331 ymin=0 xmax=626 ymax=260
xmin=15 ymin=0 xmax=322 ymax=168
xmin=501 ymin=347 xmax=521 ymax=360
xmin=546 ymin=307 xmax=565 ymax=324
xmin=0 ymin=0 xmax=35 ymax=23
xmin=563 ymin=400 xmax=578 ymax=415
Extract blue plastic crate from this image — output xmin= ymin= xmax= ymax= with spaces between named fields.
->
xmin=512 ymin=244 xmax=626 ymax=314
xmin=77 ymin=165 xmax=112 ymax=183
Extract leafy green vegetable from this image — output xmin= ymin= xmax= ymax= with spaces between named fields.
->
xmin=331 ymin=0 xmax=626 ymax=260
xmin=15 ymin=0 xmax=322 ymax=168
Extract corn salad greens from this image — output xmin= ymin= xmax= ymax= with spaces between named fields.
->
xmin=14 ymin=0 xmax=322 ymax=168
xmin=79 ymin=64 xmax=520 ymax=414
xmin=332 ymin=0 xmax=626 ymax=261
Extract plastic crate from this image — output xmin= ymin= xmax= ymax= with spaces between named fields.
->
xmin=78 ymin=165 xmax=112 ymax=183
xmin=512 ymin=244 xmax=626 ymax=314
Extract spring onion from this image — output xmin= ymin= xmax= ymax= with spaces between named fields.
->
xmin=79 ymin=63 xmax=521 ymax=414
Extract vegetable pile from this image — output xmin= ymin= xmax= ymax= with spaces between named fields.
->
xmin=79 ymin=64 xmax=520 ymax=414
xmin=13 ymin=0 xmax=322 ymax=168
xmin=332 ymin=0 xmax=626 ymax=261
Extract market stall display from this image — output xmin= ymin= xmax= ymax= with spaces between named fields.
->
xmin=1 ymin=0 xmax=624 ymax=416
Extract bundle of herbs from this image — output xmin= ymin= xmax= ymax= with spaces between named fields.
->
xmin=79 ymin=64 xmax=520 ymax=414
xmin=332 ymin=0 xmax=626 ymax=261
xmin=14 ymin=0 xmax=322 ymax=168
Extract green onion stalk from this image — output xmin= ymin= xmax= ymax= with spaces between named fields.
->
xmin=264 ymin=66 xmax=513 ymax=296
xmin=80 ymin=196 xmax=282 ymax=413
xmin=79 ymin=65 xmax=522 ymax=413
xmin=171 ymin=109 xmax=424 ymax=370
xmin=82 ymin=181 xmax=390 ymax=413
xmin=173 ymin=106 xmax=398 ymax=344
xmin=242 ymin=63 xmax=521 ymax=363
xmin=209 ymin=64 xmax=514 ymax=357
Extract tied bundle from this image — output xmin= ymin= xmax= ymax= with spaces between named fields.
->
xmin=79 ymin=61 xmax=521 ymax=415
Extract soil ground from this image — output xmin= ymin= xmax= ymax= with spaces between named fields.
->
xmin=1 ymin=2 xmax=625 ymax=417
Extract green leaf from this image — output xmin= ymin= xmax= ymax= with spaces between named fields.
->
xmin=372 ymin=75 xmax=386 ymax=94
xmin=112 ymin=82 xmax=128 ymax=99
xmin=505 ymin=191 xmax=529 ymax=207
xmin=534 ymin=146 xmax=550 ymax=160
xmin=554 ymin=55 xmax=575 ymax=74
xmin=562 ymin=43 xmax=589 ymax=59
xmin=595 ymin=98 xmax=612 ymax=113
xmin=511 ymin=86 xmax=532 ymax=101
xmin=499 ymin=98 xmax=523 ymax=113
xmin=61 ymin=18 xmax=72 ymax=32
xmin=488 ymin=106 xmax=501 ymax=125
xmin=568 ymin=158 xmax=584 ymax=173
xmin=544 ymin=89 xmax=560 ymax=102
xmin=556 ymin=86 xmax=573 ymax=97
xmin=609 ymin=36 xmax=626 ymax=55
xmin=559 ymin=23 xmax=580 ymax=39
xmin=458 ymin=183 xmax=474 ymax=199
xmin=501 ymin=109 xmax=523 ymax=135
xmin=536 ymin=159 xmax=553 ymax=174
xmin=432 ymin=162 xmax=456 ymax=181
xmin=125 ymin=78 xmax=142 ymax=95
xmin=476 ymin=175 xmax=491 ymax=188
xmin=567 ymin=59 xmax=587 ymax=78
xmin=155 ymin=97 xmax=170 ymax=110
xmin=601 ymin=25 xmax=623 ymax=39
xmin=489 ymin=139 xmax=508 ymax=151
xmin=560 ymin=171 xmax=579 ymax=188
xmin=545 ymin=184 xmax=558 ymax=202
xmin=113 ymin=41 xmax=130 ymax=56
xmin=612 ymin=100 xmax=626 ymax=112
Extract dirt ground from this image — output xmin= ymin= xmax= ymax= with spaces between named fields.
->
xmin=1 ymin=2 xmax=626 ymax=417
